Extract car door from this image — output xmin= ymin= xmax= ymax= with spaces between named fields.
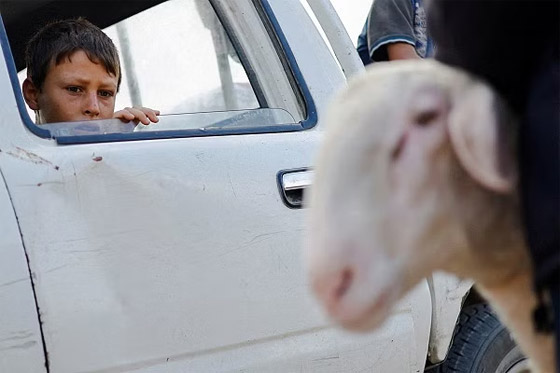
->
xmin=0 ymin=0 xmax=431 ymax=372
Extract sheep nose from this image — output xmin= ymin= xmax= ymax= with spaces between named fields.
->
xmin=313 ymin=267 xmax=355 ymax=312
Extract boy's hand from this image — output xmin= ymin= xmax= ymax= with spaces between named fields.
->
xmin=113 ymin=106 xmax=160 ymax=125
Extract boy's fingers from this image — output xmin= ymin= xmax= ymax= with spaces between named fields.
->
xmin=113 ymin=109 xmax=135 ymax=122
xmin=144 ymin=109 xmax=159 ymax=123
xmin=113 ymin=107 xmax=160 ymax=125
xmin=126 ymin=107 xmax=150 ymax=125
xmin=134 ymin=106 xmax=160 ymax=123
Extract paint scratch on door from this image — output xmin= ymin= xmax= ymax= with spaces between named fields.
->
xmin=3 ymin=147 xmax=59 ymax=170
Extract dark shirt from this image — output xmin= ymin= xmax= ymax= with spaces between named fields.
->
xmin=427 ymin=1 xmax=558 ymax=116
xmin=357 ymin=0 xmax=433 ymax=64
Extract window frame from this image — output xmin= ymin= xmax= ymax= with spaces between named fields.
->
xmin=0 ymin=0 xmax=317 ymax=145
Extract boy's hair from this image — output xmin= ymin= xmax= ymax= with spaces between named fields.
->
xmin=25 ymin=18 xmax=121 ymax=90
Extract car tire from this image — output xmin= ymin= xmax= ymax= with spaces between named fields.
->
xmin=436 ymin=303 xmax=530 ymax=373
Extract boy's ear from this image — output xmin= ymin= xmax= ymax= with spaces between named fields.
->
xmin=22 ymin=78 xmax=40 ymax=110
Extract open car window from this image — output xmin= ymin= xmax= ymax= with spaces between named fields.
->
xmin=1 ymin=0 xmax=310 ymax=143
xmin=18 ymin=0 xmax=260 ymax=116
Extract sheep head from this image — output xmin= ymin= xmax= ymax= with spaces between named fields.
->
xmin=306 ymin=60 xmax=521 ymax=331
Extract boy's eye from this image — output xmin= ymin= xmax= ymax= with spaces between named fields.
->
xmin=66 ymin=86 xmax=82 ymax=93
xmin=98 ymin=90 xmax=114 ymax=98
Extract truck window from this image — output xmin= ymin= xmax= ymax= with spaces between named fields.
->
xmin=2 ymin=0 xmax=310 ymax=142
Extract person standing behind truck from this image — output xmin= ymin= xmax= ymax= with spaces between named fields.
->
xmin=356 ymin=0 xmax=433 ymax=64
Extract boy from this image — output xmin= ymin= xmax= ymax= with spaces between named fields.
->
xmin=22 ymin=18 xmax=159 ymax=125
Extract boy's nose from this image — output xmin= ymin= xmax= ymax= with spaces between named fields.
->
xmin=83 ymin=93 xmax=100 ymax=117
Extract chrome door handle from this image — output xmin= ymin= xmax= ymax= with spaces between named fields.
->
xmin=277 ymin=169 xmax=313 ymax=209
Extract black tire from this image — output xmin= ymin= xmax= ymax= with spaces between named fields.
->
xmin=435 ymin=303 xmax=529 ymax=373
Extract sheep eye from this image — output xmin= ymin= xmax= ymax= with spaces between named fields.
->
xmin=415 ymin=110 xmax=440 ymax=127
xmin=391 ymin=133 xmax=407 ymax=161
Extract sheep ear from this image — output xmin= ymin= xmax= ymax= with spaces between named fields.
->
xmin=448 ymin=82 xmax=518 ymax=193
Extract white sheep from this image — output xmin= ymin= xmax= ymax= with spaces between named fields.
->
xmin=306 ymin=59 xmax=554 ymax=373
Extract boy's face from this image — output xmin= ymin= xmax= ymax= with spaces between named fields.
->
xmin=23 ymin=50 xmax=118 ymax=124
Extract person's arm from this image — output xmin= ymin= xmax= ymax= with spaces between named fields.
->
xmin=387 ymin=42 xmax=420 ymax=60
xmin=366 ymin=0 xmax=417 ymax=62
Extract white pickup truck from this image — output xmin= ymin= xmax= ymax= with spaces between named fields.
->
xmin=0 ymin=0 xmax=525 ymax=372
